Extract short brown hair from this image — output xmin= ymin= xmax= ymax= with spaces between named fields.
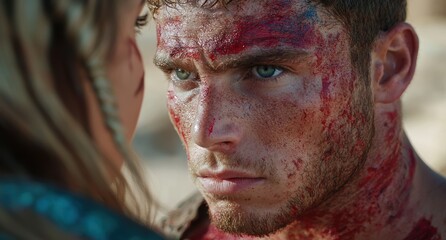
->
xmin=147 ymin=0 xmax=407 ymax=79
xmin=316 ymin=0 xmax=407 ymax=79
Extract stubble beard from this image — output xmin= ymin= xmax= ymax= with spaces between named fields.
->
xmin=207 ymin=88 xmax=375 ymax=237
xmin=209 ymin=201 xmax=297 ymax=237
xmin=209 ymin=141 xmax=373 ymax=237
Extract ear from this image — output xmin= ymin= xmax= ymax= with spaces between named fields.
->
xmin=371 ymin=23 xmax=419 ymax=104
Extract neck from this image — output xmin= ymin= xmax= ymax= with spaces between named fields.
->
xmin=274 ymin=103 xmax=417 ymax=239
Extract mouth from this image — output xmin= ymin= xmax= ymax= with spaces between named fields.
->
xmin=197 ymin=170 xmax=265 ymax=195
xmin=134 ymin=73 xmax=145 ymax=96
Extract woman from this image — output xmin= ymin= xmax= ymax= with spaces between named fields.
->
xmin=0 ymin=0 xmax=164 ymax=239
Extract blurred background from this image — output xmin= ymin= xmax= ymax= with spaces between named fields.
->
xmin=134 ymin=1 xmax=446 ymax=214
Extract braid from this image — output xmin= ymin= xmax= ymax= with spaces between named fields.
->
xmin=87 ymin=59 xmax=131 ymax=162
xmin=0 ymin=0 xmax=155 ymax=226
xmin=87 ymin=57 xmax=156 ymax=222
xmin=78 ymin=2 xmax=155 ymax=222
xmin=59 ymin=0 xmax=129 ymax=161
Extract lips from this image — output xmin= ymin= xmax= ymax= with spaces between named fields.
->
xmin=197 ymin=170 xmax=265 ymax=195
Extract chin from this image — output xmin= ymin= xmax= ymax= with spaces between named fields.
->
xmin=208 ymin=199 xmax=295 ymax=237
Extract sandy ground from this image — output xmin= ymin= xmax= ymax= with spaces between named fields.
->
xmin=133 ymin=11 xmax=446 ymax=212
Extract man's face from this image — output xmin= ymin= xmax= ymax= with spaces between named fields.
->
xmin=155 ymin=0 xmax=374 ymax=236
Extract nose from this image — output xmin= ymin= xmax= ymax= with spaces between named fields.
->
xmin=192 ymin=84 xmax=242 ymax=154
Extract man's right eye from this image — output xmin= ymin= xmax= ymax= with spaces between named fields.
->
xmin=174 ymin=69 xmax=192 ymax=80
xmin=252 ymin=65 xmax=284 ymax=79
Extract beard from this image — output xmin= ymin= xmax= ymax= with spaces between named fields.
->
xmin=209 ymin=201 xmax=295 ymax=237
xmin=206 ymin=109 xmax=375 ymax=237
xmin=208 ymin=138 xmax=373 ymax=237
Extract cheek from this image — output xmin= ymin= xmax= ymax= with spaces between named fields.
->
xmin=311 ymin=30 xmax=371 ymax=147
xmin=250 ymin=83 xmax=325 ymax=157
xmin=83 ymin=79 xmax=126 ymax=168
xmin=167 ymin=90 xmax=184 ymax=139
xmin=167 ymin=89 xmax=192 ymax=155
xmin=248 ymin=31 xmax=357 ymax=156
xmin=108 ymin=39 xmax=145 ymax=140
xmin=246 ymin=93 xmax=326 ymax=193
xmin=109 ymin=70 xmax=143 ymax=140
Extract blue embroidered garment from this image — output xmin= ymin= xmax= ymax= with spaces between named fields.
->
xmin=0 ymin=179 xmax=165 ymax=240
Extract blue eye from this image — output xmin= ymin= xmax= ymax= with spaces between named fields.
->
xmin=252 ymin=65 xmax=283 ymax=79
xmin=174 ymin=69 xmax=192 ymax=80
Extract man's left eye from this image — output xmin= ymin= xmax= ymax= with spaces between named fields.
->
xmin=174 ymin=69 xmax=192 ymax=80
xmin=252 ymin=65 xmax=283 ymax=79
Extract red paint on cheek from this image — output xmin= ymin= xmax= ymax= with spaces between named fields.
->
xmin=313 ymin=32 xmax=344 ymax=133
xmin=289 ymin=205 xmax=300 ymax=217
xmin=167 ymin=90 xmax=175 ymax=101
xmin=320 ymin=76 xmax=331 ymax=127
xmin=292 ymin=158 xmax=303 ymax=171
xmin=168 ymin=107 xmax=185 ymax=141
xmin=167 ymin=91 xmax=181 ymax=128
xmin=305 ymin=187 xmax=315 ymax=198
xmin=403 ymin=218 xmax=441 ymax=240
xmin=286 ymin=158 xmax=304 ymax=185
xmin=208 ymin=118 xmax=216 ymax=136
xmin=167 ymin=91 xmax=189 ymax=157
xmin=352 ymin=139 xmax=366 ymax=154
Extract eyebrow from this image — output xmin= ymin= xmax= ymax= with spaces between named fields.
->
xmin=154 ymin=48 xmax=311 ymax=72
xmin=213 ymin=48 xmax=310 ymax=71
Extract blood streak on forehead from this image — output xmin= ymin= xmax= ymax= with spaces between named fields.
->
xmin=209 ymin=7 xmax=319 ymax=61
xmin=156 ymin=2 xmax=320 ymax=61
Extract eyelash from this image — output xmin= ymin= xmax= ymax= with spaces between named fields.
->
xmin=135 ymin=13 xmax=149 ymax=33
xmin=249 ymin=65 xmax=284 ymax=82
xmin=167 ymin=66 xmax=286 ymax=86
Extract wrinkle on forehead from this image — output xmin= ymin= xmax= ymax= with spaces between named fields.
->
xmin=156 ymin=0 xmax=340 ymax=65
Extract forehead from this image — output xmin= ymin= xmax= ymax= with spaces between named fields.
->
xmin=155 ymin=0 xmax=342 ymax=63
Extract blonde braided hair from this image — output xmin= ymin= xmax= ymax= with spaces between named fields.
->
xmin=0 ymin=0 xmax=155 ymax=237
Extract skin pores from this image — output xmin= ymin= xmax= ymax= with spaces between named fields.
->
xmin=155 ymin=0 xmax=375 ymax=237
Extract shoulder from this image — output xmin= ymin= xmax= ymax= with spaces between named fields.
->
xmin=0 ymin=179 xmax=165 ymax=240
xmin=160 ymin=192 xmax=209 ymax=239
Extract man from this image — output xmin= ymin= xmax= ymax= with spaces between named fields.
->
xmin=149 ymin=0 xmax=446 ymax=239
